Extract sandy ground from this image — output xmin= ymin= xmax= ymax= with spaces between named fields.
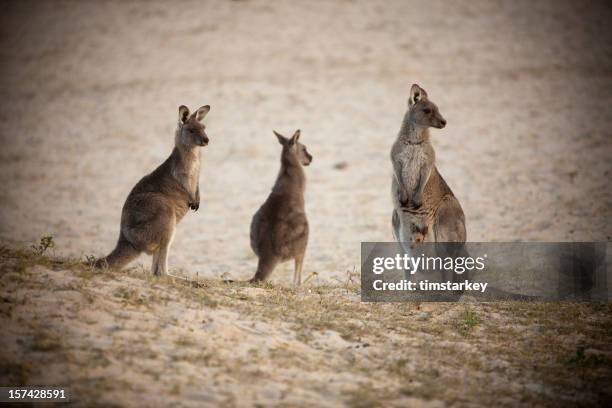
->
xmin=1 ymin=3 xmax=612 ymax=404
xmin=0 ymin=0 xmax=611 ymax=283
xmin=1 ymin=250 xmax=611 ymax=407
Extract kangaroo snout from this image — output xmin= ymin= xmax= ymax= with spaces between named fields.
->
xmin=200 ymin=135 xmax=209 ymax=146
xmin=304 ymin=153 xmax=313 ymax=166
xmin=434 ymin=115 xmax=447 ymax=129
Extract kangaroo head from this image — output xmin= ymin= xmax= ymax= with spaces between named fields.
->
xmin=176 ymin=105 xmax=210 ymax=148
xmin=274 ymin=129 xmax=312 ymax=166
xmin=408 ymin=84 xmax=446 ymax=129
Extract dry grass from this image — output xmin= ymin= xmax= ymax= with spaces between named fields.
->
xmin=1 ymin=245 xmax=611 ymax=407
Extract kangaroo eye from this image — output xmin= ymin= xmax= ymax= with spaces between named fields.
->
xmin=423 ymin=108 xmax=432 ymax=114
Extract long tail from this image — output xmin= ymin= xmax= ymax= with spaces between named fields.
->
xmin=249 ymin=257 xmax=278 ymax=283
xmin=94 ymin=234 xmax=140 ymax=270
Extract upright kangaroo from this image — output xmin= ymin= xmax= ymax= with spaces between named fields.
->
xmin=391 ymin=84 xmax=465 ymax=246
xmin=96 ymin=104 xmax=211 ymax=276
xmin=250 ymin=129 xmax=312 ymax=285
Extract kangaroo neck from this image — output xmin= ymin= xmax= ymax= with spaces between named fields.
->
xmin=170 ymin=144 xmax=200 ymax=174
xmin=272 ymin=155 xmax=305 ymax=196
xmin=399 ymin=116 xmax=430 ymax=146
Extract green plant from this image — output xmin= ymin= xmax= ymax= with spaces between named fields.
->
xmin=457 ymin=307 xmax=481 ymax=335
xmin=32 ymin=235 xmax=55 ymax=255
xmin=567 ymin=346 xmax=608 ymax=367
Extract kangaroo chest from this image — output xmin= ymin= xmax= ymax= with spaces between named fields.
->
xmin=393 ymin=142 xmax=434 ymax=193
xmin=173 ymin=155 xmax=200 ymax=196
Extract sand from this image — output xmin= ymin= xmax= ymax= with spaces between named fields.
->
xmin=1 ymin=2 xmax=612 ymax=405
xmin=0 ymin=1 xmax=611 ymax=280
xmin=1 ymin=251 xmax=611 ymax=406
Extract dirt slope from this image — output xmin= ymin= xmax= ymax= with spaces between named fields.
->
xmin=0 ymin=0 xmax=611 ymax=283
xmin=1 ymin=248 xmax=611 ymax=407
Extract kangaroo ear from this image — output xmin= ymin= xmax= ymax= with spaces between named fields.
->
xmin=179 ymin=105 xmax=190 ymax=123
xmin=409 ymin=84 xmax=428 ymax=106
xmin=273 ymin=130 xmax=287 ymax=145
xmin=289 ymin=129 xmax=301 ymax=145
xmin=192 ymin=105 xmax=210 ymax=122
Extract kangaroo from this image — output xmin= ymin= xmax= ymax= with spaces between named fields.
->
xmin=391 ymin=84 xmax=466 ymax=246
xmin=95 ymin=104 xmax=211 ymax=276
xmin=249 ymin=129 xmax=312 ymax=285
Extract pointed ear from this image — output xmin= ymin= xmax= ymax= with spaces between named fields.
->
xmin=409 ymin=84 xmax=428 ymax=106
xmin=273 ymin=130 xmax=287 ymax=145
xmin=179 ymin=105 xmax=190 ymax=123
xmin=289 ymin=129 xmax=301 ymax=145
xmin=192 ymin=105 xmax=210 ymax=122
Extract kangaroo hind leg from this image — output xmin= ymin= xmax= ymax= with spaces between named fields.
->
xmin=154 ymin=223 xmax=176 ymax=277
xmin=145 ymin=211 xmax=176 ymax=277
xmin=293 ymin=254 xmax=304 ymax=287
xmin=433 ymin=197 xmax=466 ymax=243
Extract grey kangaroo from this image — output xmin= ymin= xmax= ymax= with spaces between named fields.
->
xmin=249 ymin=129 xmax=312 ymax=285
xmin=96 ymin=104 xmax=211 ymax=276
xmin=391 ymin=84 xmax=465 ymax=245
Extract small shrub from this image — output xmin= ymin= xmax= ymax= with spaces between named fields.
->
xmin=457 ymin=307 xmax=481 ymax=336
xmin=32 ymin=235 xmax=55 ymax=255
xmin=567 ymin=346 xmax=609 ymax=367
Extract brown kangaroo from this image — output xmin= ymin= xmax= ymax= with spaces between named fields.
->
xmin=249 ymin=129 xmax=312 ymax=285
xmin=96 ymin=105 xmax=211 ymax=276
xmin=391 ymin=84 xmax=466 ymax=246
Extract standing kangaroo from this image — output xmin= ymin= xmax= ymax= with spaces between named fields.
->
xmin=95 ymin=104 xmax=211 ymax=276
xmin=391 ymin=84 xmax=466 ymax=246
xmin=249 ymin=129 xmax=312 ymax=285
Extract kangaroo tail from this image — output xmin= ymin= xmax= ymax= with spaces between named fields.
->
xmin=95 ymin=234 xmax=140 ymax=270
xmin=249 ymin=257 xmax=278 ymax=283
